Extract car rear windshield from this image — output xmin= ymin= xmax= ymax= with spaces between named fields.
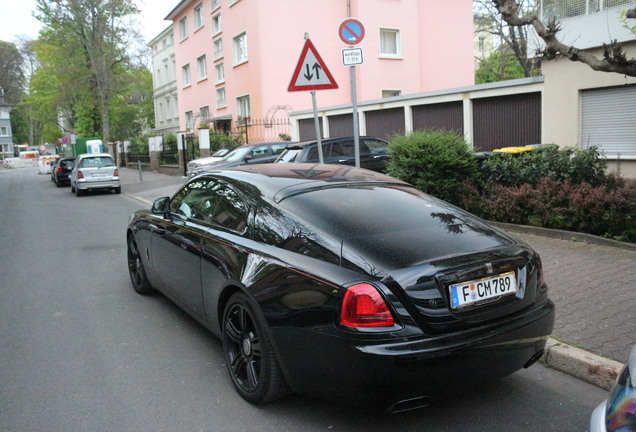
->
xmin=280 ymin=185 xmax=511 ymax=261
xmin=80 ymin=156 xmax=115 ymax=168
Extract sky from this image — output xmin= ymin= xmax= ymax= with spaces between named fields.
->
xmin=0 ymin=0 xmax=178 ymax=44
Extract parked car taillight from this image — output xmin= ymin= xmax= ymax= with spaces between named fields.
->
xmin=114 ymin=168 xmax=119 ymax=176
xmin=56 ymin=166 xmax=63 ymax=173
xmin=340 ymin=283 xmax=395 ymax=327
xmin=77 ymin=170 xmax=84 ymax=179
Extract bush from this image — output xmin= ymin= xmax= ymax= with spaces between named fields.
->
xmin=462 ymin=176 xmax=636 ymax=242
xmin=479 ymin=146 xmax=607 ymax=187
xmin=387 ymin=130 xmax=479 ymax=206
xmin=164 ymin=133 xmax=177 ymax=145
xmin=209 ymin=130 xmax=242 ymax=152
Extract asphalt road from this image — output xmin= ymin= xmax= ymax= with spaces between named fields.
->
xmin=0 ymin=167 xmax=607 ymax=431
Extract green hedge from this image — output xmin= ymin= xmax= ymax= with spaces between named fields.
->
xmin=387 ymin=131 xmax=636 ymax=243
xmin=386 ymin=130 xmax=478 ymax=206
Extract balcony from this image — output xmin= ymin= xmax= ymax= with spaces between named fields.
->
xmin=538 ymin=0 xmax=636 ymax=48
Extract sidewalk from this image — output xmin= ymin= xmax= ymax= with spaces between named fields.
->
xmin=118 ymin=167 xmax=635 ymax=390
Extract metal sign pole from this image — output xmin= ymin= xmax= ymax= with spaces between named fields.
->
xmin=311 ymin=90 xmax=324 ymax=164
xmin=351 ymin=65 xmax=360 ymax=168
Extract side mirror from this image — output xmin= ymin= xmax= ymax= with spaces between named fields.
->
xmin=152 ymin=196 xmax=170 ymax=215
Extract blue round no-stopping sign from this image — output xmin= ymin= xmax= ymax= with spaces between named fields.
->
xmin=339 ymin=18 xmax=365 ymax=45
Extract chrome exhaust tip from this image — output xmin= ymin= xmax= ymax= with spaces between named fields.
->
xmin=387 ymin=395 xmax=432 ymax=413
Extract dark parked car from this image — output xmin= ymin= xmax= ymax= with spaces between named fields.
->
xmin=189 ymin=142 xmax=290 ymax=177
xmin=51 ymin=157 xmax=75 ymax=186
xmin=275 ymin=136 xmax=390 ymax=172
xmin=127 ymin=163 xmax=554 ymax=411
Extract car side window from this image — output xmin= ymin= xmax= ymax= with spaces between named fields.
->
xmin=170 ymin=178 xmax=220 ymax=223
xmin=249 ymin=145 xmax=269 ymax=160
xmin=210 ymin=185 xmax=248 ymax=232
xmin=270 ymin=143 xmax=287 ymax=155
xmin=306 ymin=146 xmax=319 ymax=162
xmin=363 ymin=139 xmax=388 ymax=154
xmin=339 ymin=140 xmax=355 ymax=157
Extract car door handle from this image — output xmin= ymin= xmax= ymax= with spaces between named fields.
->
xmin=150 ymin=224 xmax=166 ymax=235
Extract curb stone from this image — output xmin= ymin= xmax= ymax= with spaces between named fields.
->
xmin=540 ymin=338 xmax=623 ymax=390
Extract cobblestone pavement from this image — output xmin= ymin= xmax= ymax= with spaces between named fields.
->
xmin=504 ymin=231 xmax=636 ymax=363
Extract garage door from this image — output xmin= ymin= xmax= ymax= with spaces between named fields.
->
xmin=581 ymin=85 xmax=636 ymax=158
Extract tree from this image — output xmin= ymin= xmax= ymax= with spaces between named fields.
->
xmin=474 ymin=0 xmax=540 ymax=77
xmin=34 ymin=0 xmax=141 ymax=143
xmin=476 ymin=51 xmax=526 ymax=83
xmin=491 ymin=0 xmax=636 ymax=77
xmin=0 ymin=41 xmax=26 ymax=105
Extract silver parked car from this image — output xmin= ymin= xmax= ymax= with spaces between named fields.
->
xmin=70 ymin=153 xmax=121 ymax=196
xmin=590 ymin=344 xmax=636 ymax=432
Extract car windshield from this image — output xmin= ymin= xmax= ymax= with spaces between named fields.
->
xmin=80 ymin=156 xmax=115 ymax=168
xmin=212 ymin=148 xmax=230 ymax=157
xmin=222 ymin=147 xmax=251 ymax=162
xmin=275 ymin=149 xmax=300 ymax=163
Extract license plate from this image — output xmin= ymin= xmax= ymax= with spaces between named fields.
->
xmin=449 ymin=271 xmax=517 ymax=309
xmin=92 ymin=172 xmax=107 ymax=177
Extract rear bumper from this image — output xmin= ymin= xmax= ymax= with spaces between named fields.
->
xmin=272 ymin=300 xmax=555 ymax=409
xmin=76 ymin=178 xmax=120 ymax=190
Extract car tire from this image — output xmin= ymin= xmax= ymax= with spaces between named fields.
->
xmin=55 ymin=178 xmax=62 ymax=187
xmin=114 ymin=186 xmax=121 ymax=194
xmin=127 ymin=237 xmax=153 ymax=295
xmin=75 ymin=187 xmax=84 ymax=196
xmin=71 ymin=183 xmax=75 ymax=193
xmin=222 ymin=292 xmax=290 ymax=404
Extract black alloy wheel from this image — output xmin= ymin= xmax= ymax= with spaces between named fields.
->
xmin=222 ymin=292 xmax=290 ymax=404
xmin=127 ymin=237 xmax=153 ymax=295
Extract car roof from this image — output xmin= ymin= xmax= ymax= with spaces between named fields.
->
xmin=285 ymin=136 xmax=385 ymax=149
xmin=233 ymin=141 xmax=291 ymax=150
xmin=77 ymin=153 xmax=112 ymax=158
xmin=198 ymin=162 xmax=409 ymax=202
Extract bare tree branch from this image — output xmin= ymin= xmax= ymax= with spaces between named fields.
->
xmin=492 ymin=0 xmax=636 ymax=77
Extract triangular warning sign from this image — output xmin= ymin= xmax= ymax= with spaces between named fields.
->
xmin=288 ymin=39 xmax=338 ymax=92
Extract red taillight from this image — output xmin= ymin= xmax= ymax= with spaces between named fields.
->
xmin=77 ymin=170 xmax=84 ymax=179
xmin=114 ymin=168 xmax=119 ymax=176
xmin=340 ymin=283 xmax=395 ymax=327
xmin=56 ymin=166 xmax=63 ymax=173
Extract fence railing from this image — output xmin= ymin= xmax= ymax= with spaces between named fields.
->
xmin=231 ymin=118 xmax=291 ymax=144
xmin=127 ymin=153 xmax=151 ymax=164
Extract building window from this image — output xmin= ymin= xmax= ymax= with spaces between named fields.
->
xmin=236 ymin=95 xmax=250 ymax=121
xmin=215 ymin=62 xmax=225 ymax=84
xmin=197 ymin=55 xmax=207 ymax=80
xmin=213 ymin=38 xmax=223 ymax=60
xmin=200 ymin=106 xmax=210 ymax=122
xmin=233 ymin=32 xmax=248 ymax=65
xmin=185 ymin=111 xmax=194 ymax=130
xmin=212 ymin=13 xmax=222 ymax=35
xmin=380 ymin=28 xmax=400 ymax=57
xmin=194 ymin=3 xmax=204 ymax=30
xmin=179 ymin=17 xmax=188 ymax=40
xmin=182 ymin=64 xmax=191 ymax=87
xmin=211 ymin=0 xmax=220 ymax=10
xmin=165 ymin=97 xmax=172 ymax=119
xmin=0 ymin=126 xmax=9 ymax=136
xmin=216 ymin=87 xmax=226 ymax=108
xmin=382 ymin=90 xmax=401 ymax=98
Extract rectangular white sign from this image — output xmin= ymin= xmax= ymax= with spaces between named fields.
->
xmin=342 ymin=48 xmax=363 ymax=66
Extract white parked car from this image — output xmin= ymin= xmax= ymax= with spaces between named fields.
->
xmin=186 ymin=146 xmax=237 ymax=177
xmin=70 ymin=153 xmax=121 ymax=196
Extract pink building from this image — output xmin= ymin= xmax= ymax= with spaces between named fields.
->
xmin=165 ymin=0 xmax=474 ymax=135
